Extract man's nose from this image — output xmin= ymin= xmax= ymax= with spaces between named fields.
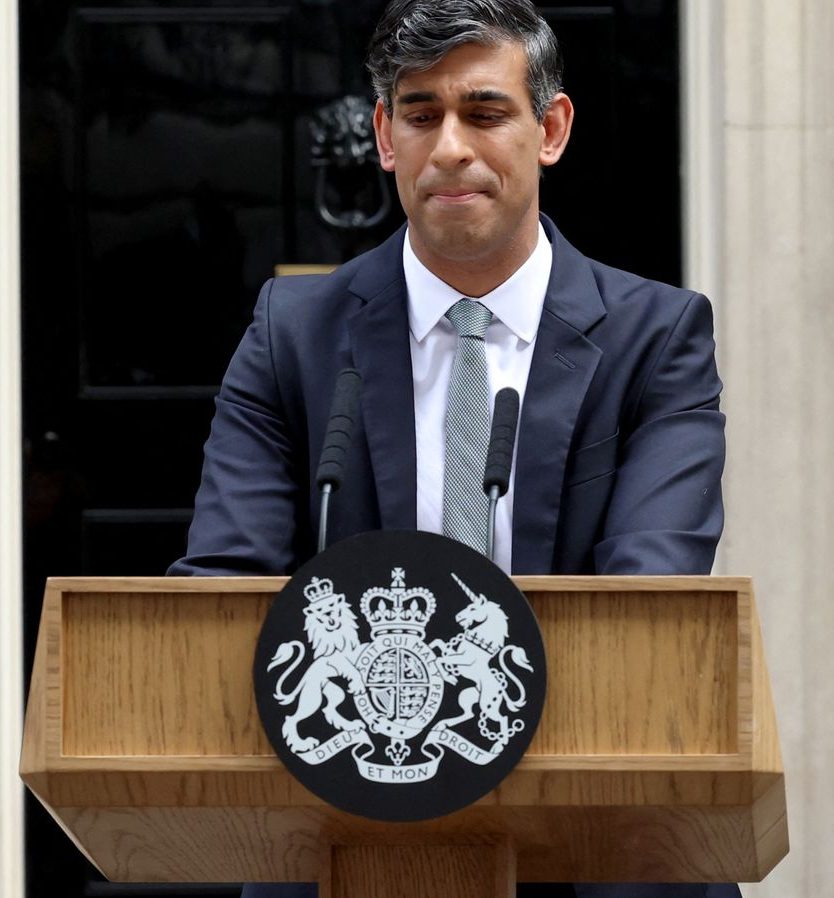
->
xmin=430 ymin=114 xmax=474 ymax=169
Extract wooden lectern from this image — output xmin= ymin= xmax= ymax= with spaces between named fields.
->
xmin=21 ymin=576 xmax=788 ymax=896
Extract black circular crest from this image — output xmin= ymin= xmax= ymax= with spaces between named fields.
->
xmin=254 ymin=530 xmax=546 ymax=821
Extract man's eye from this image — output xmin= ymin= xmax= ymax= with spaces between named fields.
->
xmin=471 ymin=111 xmax=506 ymax=124
xmin=406 ymin=113 xmax=435 ymax=125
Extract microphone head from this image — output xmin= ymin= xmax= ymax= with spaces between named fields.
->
xmin=483 ymin=387 xmax=520 ymax=497
xmin=315 ymin=368 xmax=362 ymax=491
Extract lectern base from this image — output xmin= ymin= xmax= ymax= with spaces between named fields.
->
xmin=320 ymin=839 xmax=515 ymax=898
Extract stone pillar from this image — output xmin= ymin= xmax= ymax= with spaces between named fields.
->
xmin=0 ymin=0 xmax=24 ymax=893
xmin=686 ymin=1 xmax=834 ymax=894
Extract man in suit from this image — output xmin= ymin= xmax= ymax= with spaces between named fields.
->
xmin=170 ymin=1 xmax=734 ymax=895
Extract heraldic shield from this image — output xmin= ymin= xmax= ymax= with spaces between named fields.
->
xmin=254 ymin=530 xmax=546 ymax=821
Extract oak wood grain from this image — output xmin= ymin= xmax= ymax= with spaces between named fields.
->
xmin=321 ymin=840 xmax=515 ymax=898
xmin=62 ymin=591 xmax=274 ymax=757
xmin=528 ymin=590 xmax=737 ymax=754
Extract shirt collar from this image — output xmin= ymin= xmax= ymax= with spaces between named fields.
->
xmin=403 ymin=223 xmax=552 ymax=344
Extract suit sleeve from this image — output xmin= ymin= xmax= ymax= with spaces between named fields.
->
xmin=168 ymin=279 xmax=304 ymax=575
xmin=593 ymin=292 xmax=726 ymax=574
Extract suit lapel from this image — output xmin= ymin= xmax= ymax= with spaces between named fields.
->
xmin=347 ymin=228 xmax=418 ymax=530
xmin=342 ymin=218 xmax=607 ymax=562
xmin=511 ymin=218 xmax=607 ymax=574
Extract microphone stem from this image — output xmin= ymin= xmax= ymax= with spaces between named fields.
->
xmin=318 ymin=483 xmax=333 ymax=554
xmin=486 ymin=484 xmax=500 ymax=562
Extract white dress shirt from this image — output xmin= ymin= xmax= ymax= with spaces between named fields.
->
xmin=404 ymin=223 xmax=553 ymax=574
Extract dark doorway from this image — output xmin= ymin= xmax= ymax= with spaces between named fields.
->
xmin=20 ymin=2 xmax=680 ymax=896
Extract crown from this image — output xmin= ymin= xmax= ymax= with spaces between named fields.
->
xmin=303 ymin=576 xmax=340 ymax=604
xmin=359 ymin=567 xmax=436 ymax=638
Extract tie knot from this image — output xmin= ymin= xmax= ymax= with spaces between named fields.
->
xmin=446 ymin=299 xmax=492 ymax=339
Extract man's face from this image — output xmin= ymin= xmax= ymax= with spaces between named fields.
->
xmin=373 ymin=41 xmax=572 ymax=274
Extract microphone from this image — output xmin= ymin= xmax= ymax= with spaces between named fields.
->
xmin=316 ymin=368 xmax=362 ymax=552
xmin=483 ymin=387 xmax=520 ymax=563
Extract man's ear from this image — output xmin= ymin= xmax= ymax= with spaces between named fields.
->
xmin=539 ymin=92 xmax=574 ymax=168
xmin=373 ymin=99 xmax=396 ymax=172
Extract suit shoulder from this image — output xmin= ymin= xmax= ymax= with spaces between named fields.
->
xmin=258 ymin=265 xmax=353 ymax=317
xmin=587 ymin=258 xmax=707 ymax=322
xmin=258 ymin=232 xmax=405 ymax=323
xmin=579 ymin=257 xmax=717 ymax=377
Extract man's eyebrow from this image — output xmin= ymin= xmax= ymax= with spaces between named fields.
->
xmin=397 ymin=91 xmax=437 ymax=105
xmin=395 ymin=89 xmax=515 ymax=105
xmin=464 ymin=89 xmax=514 ymax=103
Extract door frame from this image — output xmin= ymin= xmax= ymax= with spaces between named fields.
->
xmin=0 ymin=0 xmax=26 ymax=893
xmin=680 ymin=0 xmax=724 ymax=569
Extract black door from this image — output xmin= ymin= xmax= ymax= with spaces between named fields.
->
xmin=20 ymin=2 xmax=680 ymax=896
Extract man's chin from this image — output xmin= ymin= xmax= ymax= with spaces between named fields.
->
xmin=413 ymin=225 xmax=502 ymax=265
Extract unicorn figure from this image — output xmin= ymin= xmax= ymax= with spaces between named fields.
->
xmin=431 ymin=574 xmax=534 ymax=753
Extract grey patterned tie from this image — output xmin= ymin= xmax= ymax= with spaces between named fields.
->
xmin=443 ymin=298 xmax=493 ymax=554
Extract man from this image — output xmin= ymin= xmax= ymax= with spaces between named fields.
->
xmin=171 ymin=1 xmax=733 ymax=895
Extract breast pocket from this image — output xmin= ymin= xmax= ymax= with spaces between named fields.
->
xmin=566 ymin=429 xmax=619 ymax=488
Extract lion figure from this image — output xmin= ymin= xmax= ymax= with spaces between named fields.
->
xmin=267 ymin=582 xmax=365 ymax=753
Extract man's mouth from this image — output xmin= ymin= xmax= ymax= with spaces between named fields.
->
xmin=428 ymin=189 xmax=488 ymax=204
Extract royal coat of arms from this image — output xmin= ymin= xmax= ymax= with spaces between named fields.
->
xmin=266 ymin=565 xmax=535 ymax=781
xmin=254 ymin=530 xmax=545 ymax=821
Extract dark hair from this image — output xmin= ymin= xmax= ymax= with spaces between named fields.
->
xmin=366 ymin=0 xmax=564 ymax=122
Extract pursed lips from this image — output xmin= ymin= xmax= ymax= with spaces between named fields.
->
xmin=426 ymin=188 xmax=489 ymax=204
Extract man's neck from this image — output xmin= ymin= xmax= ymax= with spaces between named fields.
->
xmin=407 ymin=220 xmax=540 ymax=298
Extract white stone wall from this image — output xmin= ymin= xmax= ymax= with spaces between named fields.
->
xmin=686 ymin=1 xmax=834 ymax=895
xmin=0 ymin=0 xmax=24 ymax=893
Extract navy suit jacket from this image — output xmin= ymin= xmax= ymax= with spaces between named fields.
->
xmin=170 ymin=215 xmax=725 ymax=578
